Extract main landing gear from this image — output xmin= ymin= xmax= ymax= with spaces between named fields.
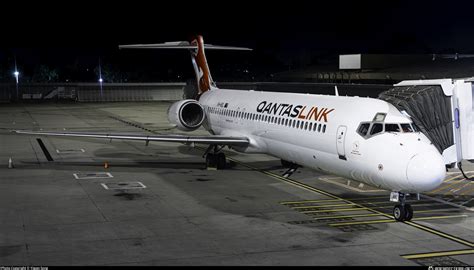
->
xmin=391 ymin=192 xmax=414 ymax=222
xmin=203 ymin=145 xmax=226 ymax=169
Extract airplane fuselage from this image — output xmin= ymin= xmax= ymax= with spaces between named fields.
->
xmin=199 ymin=89 xmax=446 ymax=194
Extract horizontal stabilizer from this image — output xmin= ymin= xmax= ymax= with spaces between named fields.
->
xmin=119 ymin=41 xmax=252 ymax=51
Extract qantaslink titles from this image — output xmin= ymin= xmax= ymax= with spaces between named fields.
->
xmin=256 ymin=101 xmax=335 ymax=122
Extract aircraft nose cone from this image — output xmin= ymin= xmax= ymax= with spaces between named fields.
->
xmin=406 ymin=151 xmax=445 ymax=192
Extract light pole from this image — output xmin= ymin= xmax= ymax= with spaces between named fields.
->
xmin=13 ymin=57 xmax=19 ymax=101
xmin=98 ymin=58 xmax=103 ymax=100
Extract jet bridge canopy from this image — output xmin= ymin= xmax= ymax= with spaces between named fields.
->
xmin=378 ymin=84 xmax=453 ymax=154
xmin=378 ymin=78 xmax=474 ymax=167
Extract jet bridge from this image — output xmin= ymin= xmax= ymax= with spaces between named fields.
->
xmin=378 ymin=78 xmax=474 ymax=169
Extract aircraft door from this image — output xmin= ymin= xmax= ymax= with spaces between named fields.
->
xmin=336 ymin=125 xmax=347 ymax=160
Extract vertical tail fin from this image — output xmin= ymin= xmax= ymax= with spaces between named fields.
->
xmin=119 ymin=36 xmax=252 ymax=96
xmin=190 ymin=35 xmax=216 ymax=94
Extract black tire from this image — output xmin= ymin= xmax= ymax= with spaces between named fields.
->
xmin=393 ymin=205 xmax=406 ymax=221
xmin=281 ymin=160 xmax=292 ymax=168
xmin=404 ymin=204 xmax=413 ymax=221
xmin=217 ymin=153 xmax=226 ymax=169
xmin=206 ymin=153 xmax=215 ymax=168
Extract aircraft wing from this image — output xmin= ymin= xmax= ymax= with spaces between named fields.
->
xmin=14 ymin=130 xmax=249 ymax=146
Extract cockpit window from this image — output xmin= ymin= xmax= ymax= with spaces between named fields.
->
xmin=373 ymin=113 xmax=386 ymax=122
xmin=357 ymin=118 xmax=419 ymax=139
xmin=357 ymin=123 xmax=370 ymax=136
xmin=370 ymin=123 xmax=383 ymax=135
xmin=401 ymin=123 xmax=414 ymax=132
xmin=385 ymin=123 xmax=401 ymax=132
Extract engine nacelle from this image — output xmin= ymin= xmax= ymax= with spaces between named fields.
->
xmin=167 ymin=99 xmax=206 ymax=131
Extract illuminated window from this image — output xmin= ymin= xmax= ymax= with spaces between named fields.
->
xmin=373 ymin=113 xmax=386 ymax=122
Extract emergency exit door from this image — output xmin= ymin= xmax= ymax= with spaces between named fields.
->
xmin=337 ymin=125 xmax=347 ymax=160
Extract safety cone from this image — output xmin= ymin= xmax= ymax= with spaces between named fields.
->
xmin=104 ymin=161 xmax=109 ymax=169
xmin=8 ymin=157 xmax=14 ymax=169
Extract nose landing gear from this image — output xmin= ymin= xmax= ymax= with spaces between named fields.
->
xmin=392 ymin=192 xmax=414 ymax=221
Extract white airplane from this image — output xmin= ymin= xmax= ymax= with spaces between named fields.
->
xmin=15 ymin=35 xmax=446 ymax=221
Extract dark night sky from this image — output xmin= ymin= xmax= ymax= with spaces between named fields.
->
xmin=1 ymin=0 xmax=474 ymax=82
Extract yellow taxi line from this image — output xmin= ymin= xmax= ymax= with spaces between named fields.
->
xmin=402 ymin=249 xmax=474 ymax=259
xmin=328 ymin=214 xmax=467 ymax=227
xmin=226 ymin=156 xmax=474 ymax=248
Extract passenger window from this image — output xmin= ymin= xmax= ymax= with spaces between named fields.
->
xmin=322 ymin=125 xmax=326 ymax=133
xmin=309 ymin=122 xmax=313 ymax=130
xmin=385 ymin=123 xmax=401 ymax=132
xmin=370 ymin=123 xmax=383 ymax=135
xmin=318 ymin=124 xmax=321 ymax=132
xmin=401 ymin=124 xmax=414 ymax=132
xmin=305 ymin=122 xmax=308 ymax=130
xmin=357 ymin=123 xmax=370 ymax=136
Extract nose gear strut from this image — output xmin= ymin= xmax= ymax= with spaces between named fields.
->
xmin=392 ymin=192 xmax=414 ymax=221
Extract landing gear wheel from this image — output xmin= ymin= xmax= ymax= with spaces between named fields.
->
xmin=217 ymin=153 xmax=226 ymax=169
xmin=393 ymin=204 xmax=406 ymax=221
xmin=206 ymin=153 xmax=216 ymax=168
xmin=404 ymin=204 xmax=413 ymax=221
